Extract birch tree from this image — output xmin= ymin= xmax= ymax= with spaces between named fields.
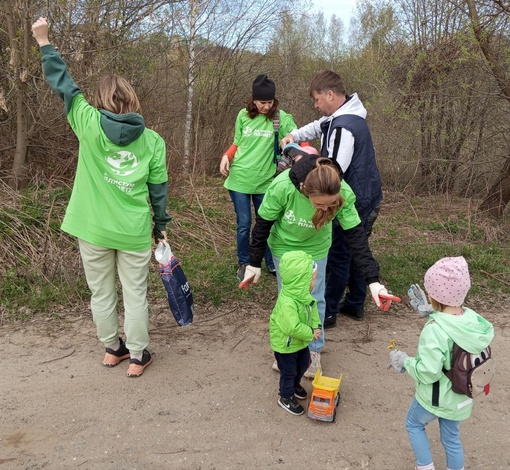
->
xmin=169 ymin=0 xmax=289 ymax=175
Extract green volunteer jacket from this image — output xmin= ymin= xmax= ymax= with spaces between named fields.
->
xmin=224 ymin=109 xmax=297 ymax=194
xmin=259 ymin=171 xmax=360 ymax=260
xmin=40 ymin=44 xmax=170 ymax=251
xmin=269 ymin=251 xmax=322 ymax=353
xmin=404 ymin=307 xmax=494 ymax=421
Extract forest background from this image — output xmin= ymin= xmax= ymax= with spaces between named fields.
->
xmin=2 ymin=0 xmax=510 ymax=318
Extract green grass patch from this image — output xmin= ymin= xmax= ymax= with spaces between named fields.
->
xmin=1 ymin=269 xmax=90 ymax=320
xmin=1 ymin=182 xmax=510 ymax=321
xmin=375 ymin=242 xmax=510 ymax=298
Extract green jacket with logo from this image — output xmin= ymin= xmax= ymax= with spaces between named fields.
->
xmin=224 ymin=109 xmax=297 ymax=194
xmin=250 ymin=155 xmax=380 ymax=283
xmin=40 ymin=44 xmax=170 ymax=251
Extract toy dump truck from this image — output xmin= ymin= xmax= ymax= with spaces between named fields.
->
xmin=307 ymin=370 xmax=342 ymax=422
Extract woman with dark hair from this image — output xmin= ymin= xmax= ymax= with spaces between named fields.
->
xmin=242 ymin=152 xmax=389 ymax=377
xmin=220 ymin=75 xmax=297 ymax=280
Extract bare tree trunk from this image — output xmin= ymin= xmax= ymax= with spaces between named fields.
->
xmin=479 ymin=157 xmax=510 ymax=216
xmin=4 ymin=0 xmax=31 ymax=189
xmin=11 ymin=80 xmax=29 ymax=188
xmin=466 ymin=0 xmax=510 ymax=215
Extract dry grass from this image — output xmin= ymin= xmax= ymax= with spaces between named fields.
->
xmin=1 ymin=180 xmax=510 ymax=322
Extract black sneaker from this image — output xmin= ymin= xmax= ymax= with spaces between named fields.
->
xmin=127 ymin=350 xmax=153 ymax=377
xmin=103 ymin=337 xmax=130 ymax=367
xmin=278 ymin=396 xmax=305 ymax=415
xmin=268 ymin=267 xmax=277 ymax=276
xmin=236 ymin=264 xmax=247 ymax=281
xmin=324 ymin=314 xmax=337 ymax=329
xmin=294 ymin=385 xmax=308 ymax=400
xmin=338 ymin=303 xmax=365 ymax=321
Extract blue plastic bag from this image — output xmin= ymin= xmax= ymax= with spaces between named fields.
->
xmin=155 ymin=242 xmax=193 ymax=327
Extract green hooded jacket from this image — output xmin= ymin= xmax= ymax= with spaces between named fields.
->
xmin=404 ymin=307 xmax=494 ymax=421
xmin=40 ymin=44 xmax=170 ymax=251
xmin=269 ymin=251 xmax=322 ymax=353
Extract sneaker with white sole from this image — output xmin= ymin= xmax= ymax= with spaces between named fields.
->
xmin=103 ymin=337 xmax=130 ymax=367
xmin=294 ymin=384 xmax=307 ymax=400
xmin=304 ymin=351 xmax=321 ymax=379
xmin=127 ymin=350 xmax=153 ymax=377
xmin=278 ymin=396 xmax=305 ymax=415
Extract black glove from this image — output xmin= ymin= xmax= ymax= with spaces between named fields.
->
xmin=153 ymin=228 xmax=164 ymax=244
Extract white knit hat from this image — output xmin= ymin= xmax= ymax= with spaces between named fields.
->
xmin=424 ymin=256 xmax=471 ymax=306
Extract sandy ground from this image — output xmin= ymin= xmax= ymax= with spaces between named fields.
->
xmin=1 ymin=297 xmax=509 ymax=470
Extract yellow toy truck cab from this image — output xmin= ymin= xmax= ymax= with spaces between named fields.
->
xmin=307 ymin=370 xmax=342 ymax=422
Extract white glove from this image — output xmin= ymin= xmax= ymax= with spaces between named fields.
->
xmin=389 ymin=350 xmax=408 ymax=373
xmin=244 ymin=265 xmax=261 ymax=284
xmin=369 ymin=282 xmax=388 ymax=308
xmin=408 ymin=284 xmax=433 ymax=317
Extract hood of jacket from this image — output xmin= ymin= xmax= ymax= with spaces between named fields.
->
xmin=317 ymin=92 xmax=367 ymax=131
xmin=289 ymin=154 xmax=342 ymax=190
xmin=430 ymin=307 xmax=494 ymax=353
xmin=279 ymin=251 xmax=316 ymax=305
xmin=99 ymin=109 xmax=145 ymax=146
xmin=332 ymin=93 xmax=367 ymax=119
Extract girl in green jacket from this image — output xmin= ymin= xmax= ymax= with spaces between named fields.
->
xmin=389 ymin=257 xmax=494 ymax=470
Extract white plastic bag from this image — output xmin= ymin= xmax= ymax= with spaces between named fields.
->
xmin=155 ymin=240 xmax=172 ymax=266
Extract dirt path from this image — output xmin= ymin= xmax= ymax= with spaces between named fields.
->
xmin=1 ymin=300 xmax=508 ymax=470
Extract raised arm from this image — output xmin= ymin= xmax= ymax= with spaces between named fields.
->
xmin=32 ymin=17 xmax=81 ymax=114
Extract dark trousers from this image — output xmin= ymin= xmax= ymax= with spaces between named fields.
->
xmin=325 ymin=208 xmax=379 ymax=316
xmin=274 ymin=348 xmax=310 ymax=399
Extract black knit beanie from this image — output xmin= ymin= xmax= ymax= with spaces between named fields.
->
xmin=252 ymin=74 xmax=276 ymax=100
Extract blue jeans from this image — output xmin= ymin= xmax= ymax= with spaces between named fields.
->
xmin=406 ymin=398 xmax=464 ymax=470
xmin=325 ymin=208 xmax=379 ymax=316
xmin=274 ymin=348 xmax=310 ymax=398
xmin=273 ymin=255 xmax=327 ymax=353
xmin=229 ymin=190 xmax=274 ymax=270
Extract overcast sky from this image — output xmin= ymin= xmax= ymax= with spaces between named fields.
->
xmin=310 ymin=0 xmax=357 ymax=24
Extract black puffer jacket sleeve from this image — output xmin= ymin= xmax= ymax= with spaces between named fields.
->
xmin=249 ymin=215 xmax=276 ymax=268
xmin=343 ymin=223 xmax=380 ymax=284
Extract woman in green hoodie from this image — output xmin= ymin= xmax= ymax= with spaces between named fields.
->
xmin=389 ymin=257 xmax=494 ymax=470
xmin=242 ymin=153 xmax=388 ymax=378
xmin=32 ymin=18 xmax=171 ymax=378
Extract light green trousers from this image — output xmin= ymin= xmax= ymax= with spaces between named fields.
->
xmin=78 ymin=239 xmax=152 ymax=355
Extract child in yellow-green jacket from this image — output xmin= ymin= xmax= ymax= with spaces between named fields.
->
xmin=270 ymin=251 xmax=321 ymax=416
